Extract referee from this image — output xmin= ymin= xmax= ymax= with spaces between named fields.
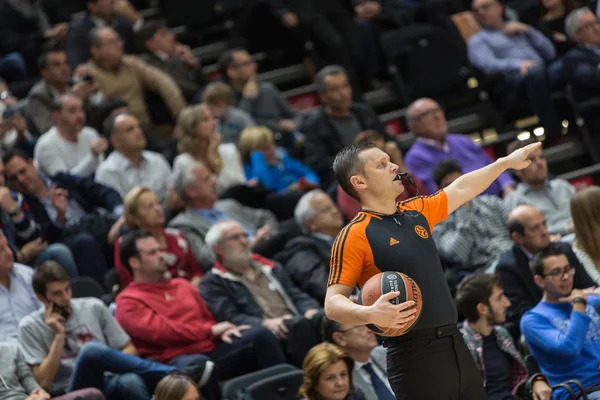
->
xmin=324 ymin=140 xmax=540 ymax=399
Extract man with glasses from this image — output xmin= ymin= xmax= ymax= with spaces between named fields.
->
xmin=496 ymin=205 xmax=594 ymax=339
xmin=522 ymin=242 xmax=600 ymax=399
xmin=322 ymin=316 xmax=393 ymax=400
xmin=404 ymin=97 xmax=516 ymax=197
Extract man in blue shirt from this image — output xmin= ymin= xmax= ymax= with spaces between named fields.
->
xmin=468 ymin=0 xmax=562 ymax=138
xmin=521 ymin=243 xmax=600 ymax=400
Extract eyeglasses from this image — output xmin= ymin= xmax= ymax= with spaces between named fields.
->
xmin=315 ymin=205 xmax=339 ymax=215
xmin=542 ymin=265 xmax=575 ymax=279
xmin=223 ymin=232 xmax=250 ymax=242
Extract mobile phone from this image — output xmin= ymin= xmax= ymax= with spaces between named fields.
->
xmin=51 ymin=301 xmax=71 ymax=319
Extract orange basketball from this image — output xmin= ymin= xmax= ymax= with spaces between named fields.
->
xmin=358 ymin=271 xmax=423 ymax=337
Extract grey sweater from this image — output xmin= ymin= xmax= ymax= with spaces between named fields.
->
xmin=0 ymin=342 xmax=39 ymax=400
xmin=234 ymin=82 xmax=296 ymax=133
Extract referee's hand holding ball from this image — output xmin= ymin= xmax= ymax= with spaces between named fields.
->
xmin=368 ymin=291 xmax=417 ymax=329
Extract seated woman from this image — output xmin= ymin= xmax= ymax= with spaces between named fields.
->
xmin=114 ymin=186 xmax=204 ymax=289
xmin=336 ymin=130 xmax=427 ymax=221
xmin=298 ymin=343 xmax=366 ymax=400
xmin=238 ymin=126 xmax=319 ymax=193
xmin=153 ymin=374 xmax=200 ymax=400
xmin=570 ymin=186 xmax=600 ymax=285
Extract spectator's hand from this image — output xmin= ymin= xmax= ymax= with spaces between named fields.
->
xmin=502 ymin=142 xmax=541 ymax=170
xmin=251 ymin=224 xmax=272 ymax=247
xmin=367 ymin=291 xmax=417 ymax=329
xmin=0 ymin=186 xmax=16 ymax=213
xmin=12 ymin=112 xmax=27 ymax=135
xmin=115 ymin=0 xmax=141 ymax=24
xmin=73 ymin=64 xmax=94 ymax=80
xmin=207 ymin=132 xmax=221 ymax=155
xmin=304 ymin=309 xmax=319 ymax=319
xmin=174 ymin=44 xmax=199 ymax=68
xmin=503 ymin=21 xmax=529 ymax=36
xmin=532 ymin=379 xmax=552 ymax=400
xmin=91 ymin=137 xmax=109 ymax=156
xmin=211 ymin=321 xmax=236 ymax=338
xmin=262 ymin=315 xmax=293 ymax=339
xmin=190 ymin=276 xmax=202 ymax=291
xmin=282 ymin=12 xmax=299 ymax=28
xmin=559 ymin=287 xmax=595 ymax=304
xmin=549 ymin=233 xmax=562 ymax=242
xmin=242 ymin=77 xmax=260 ymax=99
xmin=21 ymin=238 xmax=48 ymax=263
xmin=107 ymin=216 xmax=125 ymax=245
xmin=519 ymin=60 xmax=538 ymax=76
xmin=220 ymin=325 xmax=251 ymax=344
xmin=166 ymin=187 xmax=185 ymax=213
xmin=502 ymin=185 xmax=515 ymax=197
xmin=45 ymin=302 xmax=66 ymax=335
xmin=44 ymin=23 xmax=68 ymax=40
xmin=567 ymin=220 xmax=574 ymax=233
xmin=50 ymin=185 xmax=69 ymax=219
xmin=72 ymin=81 xmax=96 ymax=100
xmin=26 ymin=388 xmax=51 ymax=400
xmin=355 ymin=1 xmax=381 ymax=20
xmin=278 ymin=119 xmax=296 ymax=132
xmin=552 ymin=32 xmax=568 ymax=42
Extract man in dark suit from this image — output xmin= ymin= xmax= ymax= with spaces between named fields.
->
xmin=496 ymin=204 xmax=595 ymax=339
xmin=2 ymin=150 xmax=124 ymax=284
xmin=67 ymin=0 xmax=142 ymax=68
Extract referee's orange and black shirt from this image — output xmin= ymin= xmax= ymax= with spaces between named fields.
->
xmin=328 ymin=190 xmax=458 ymax=330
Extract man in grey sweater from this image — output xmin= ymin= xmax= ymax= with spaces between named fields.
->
xmin=0 ymin=341 xmax=103 ymax=400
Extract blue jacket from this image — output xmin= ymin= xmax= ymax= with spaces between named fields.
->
xmin=244 ymin=151 xmax=319 ymax=193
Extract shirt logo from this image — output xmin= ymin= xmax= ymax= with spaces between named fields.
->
xmin=414 ymin=225 xmax=429 ymax=239
xmin=389 ymin=238 xmax=399 ymax=246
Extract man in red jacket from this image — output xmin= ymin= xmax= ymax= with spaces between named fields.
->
xmin=114 ymin=230 xmax=286 ymax=400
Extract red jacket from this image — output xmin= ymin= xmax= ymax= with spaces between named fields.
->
xmin=115 ymin=278 xmax=217 ymax=362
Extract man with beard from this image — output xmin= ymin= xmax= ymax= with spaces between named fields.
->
xmin=522 ymin=243 xmax=600 ymax=399
xmin=456 ymin=274 xmax=552 ymax=400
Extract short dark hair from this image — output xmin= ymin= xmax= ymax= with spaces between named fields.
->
xmin=51 ymin=93 xmax=82 ymax=112
xmin=321 ymin=317 xmax=343 ymax=344
xmin=217 ymin=48 xmax=246 ymax=81
xmin=530 ymin=242 xmax=568 ymax=277
xmin=2 ymin=149 xmax=32 ymax=166
xmin=32 ymin=261 xmax=71 ymax=296
xmin=118 ymin=230 xmax=152 ymax=274
xmin=333 ymin=142 xmax=377 ymax=201
xmin=136 ymin=20 xmax=166 ymax=52
xmin=315 ymin=65 xmax=348 ymax=94
xmin=37 ymin=47 xmax=66 ymax=72
xmin=432 ymin=159 xmax=463 ymax=189
xmin=455 ymin=273 xmax=501 ymax=323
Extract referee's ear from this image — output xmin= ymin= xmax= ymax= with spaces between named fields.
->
xmin=350 ymin=175 xmax=366 ymax=191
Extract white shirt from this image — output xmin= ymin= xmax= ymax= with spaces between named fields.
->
xmin=95 ymin=150 xmax=172 ymax=200
xmin=90 ymin=14 xmax=144 ymax=31
xmin=354 ymin=358 xmax=393 ymax=393
xmin=34 ymin=126 xmax=104 ymax=178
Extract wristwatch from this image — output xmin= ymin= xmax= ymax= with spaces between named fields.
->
xmin=0 ymin=91 xmax=11 ymax=101
xmin=572 ymin=297 xmax=587 ymax=306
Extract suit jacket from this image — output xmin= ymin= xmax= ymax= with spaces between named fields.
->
xmin=496 ymin=242 xmax=595 ymax=338
xmin=353 ymin=346 xmax=388 ymax=400
xmin=26 ymin=80 xmax=60 ymax=136
xmin=139 ymin=53 xmax=209 ymax=102
xmin=301 ymin=103 xmax=390 ymax=187
xmin=67 ymin=14 xmax=136 ymax=68
xmin=167 ymin=199 xmax=278 ymax=268
xmin=563 ymin=46 xmax=600 ymax=104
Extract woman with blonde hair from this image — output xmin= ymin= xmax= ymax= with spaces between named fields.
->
xmin=114 ymin=186 xmax=204 ymax=289
xmin=154 ymin=374 xmax=201 ymax=400
xmin=299 ymin=343 xmax=366 ymax=400
xmin=172 ymin=104 xmax=246 ymax=196
xmin=570 ymin=186 xmax=600 ymax=284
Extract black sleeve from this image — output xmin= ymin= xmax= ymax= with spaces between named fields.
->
xmin=55 ymin=173 xmax=123 ymax=212
xmin=285 ymin=250 xmax=328 ymax=303
xmin=273 ymin=264 xmax=320 ymax=313
xmin=566 ymin=243 xmax=597 ymax=289
xmin=497 ymin=262 xmax=535 ymax=328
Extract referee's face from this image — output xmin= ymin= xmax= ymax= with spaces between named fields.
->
xmin=357 ymin=148 xmax=405 ymax=198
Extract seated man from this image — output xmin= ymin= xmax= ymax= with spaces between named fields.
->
xmin=431 ymin=160 xmax=513 ymax=273
xmin=202 ymin=82 xmax=256 ymax=145
xmin=456 ymin=274 xmax=552 ymax=400
xmin=0 ymin=341 xmax=104 ymax=400
xmin=34 ymin=94 xmax=107 ymax=178
xmin=3 ymin=150 xmax=123 ymax=284
xmin=275 ymin=189 xmax=344 ymax=303
xmin=321 ymin=317 xmax=394 ymax=400
xmin=18 ymin=261 xmax=209 ymax=400
xmin=200 ymin=220 xmax=322 ymax=367
xmin=404 ymin=98 xmax=515 ymax=197
xmin=138 ymin=21 xmax=209 ymax=104
xmin=115 ymin=231 xmax=286 ymax=400
xmin=168 ymin=161 xmax=277 ymax=267
xmin=497 ymin=205 xmax=595 ymax=337
xmin=95 ymin=112 xmax=171 ymax=201
xmin=521 ymin=243 xmax=600 ymax=399
xmin=505 ymin=139 xmax=575 ymax=236
xmin=468 ymin=0 xmax=562 ymax=139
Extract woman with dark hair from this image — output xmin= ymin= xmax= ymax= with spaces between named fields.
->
xmin=538 ymin=0 xmax=578 ymax=56
xmin=299 ymin=343 xmax=366 ymax=400
xmin=154 ymin=374 xmax=200 ymax=400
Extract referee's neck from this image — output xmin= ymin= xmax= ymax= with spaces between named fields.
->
xmin=360 ymin=197 xmax=398 ymax=215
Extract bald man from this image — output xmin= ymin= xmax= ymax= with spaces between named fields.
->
xmin=404 ymin=98 xmax=515 ymax=196
xmin=95 ymin=112 xmax=171 ymax=200
xmin=495 ymin=205 xmax=595 ymax=338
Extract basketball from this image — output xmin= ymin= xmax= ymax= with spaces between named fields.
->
xmin=358 ymin=271 xmax=423 ymax=337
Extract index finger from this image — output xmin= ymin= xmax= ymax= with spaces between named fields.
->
xmin=521 ymin=142 xmax=542 ymax=154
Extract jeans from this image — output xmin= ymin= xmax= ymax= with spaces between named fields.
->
xmin=68 ymin=342 xmax=177 ymax=400
xmin=35 ymin=243 xmax=78 ymax=278
xmin=0 ymin=52 xmax=27 ymax=82
xmin=62 ymin=233 xmax=109 ymax=284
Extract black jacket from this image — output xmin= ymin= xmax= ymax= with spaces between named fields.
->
xmin=301 ymin=103 xmax=390 ymax=187
xmin=563 ymin=46 xmax=600 ymax=104
xmin=274 ymin=234 xmax=332 ymax=303
xmin=200 ymin=256 xmax=320 ymax=327
xmin=496 ymin=242 xmax=595 ymax=337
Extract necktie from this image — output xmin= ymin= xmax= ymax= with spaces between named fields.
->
xmin=362 ymin=363 xmax=396 ymax=400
